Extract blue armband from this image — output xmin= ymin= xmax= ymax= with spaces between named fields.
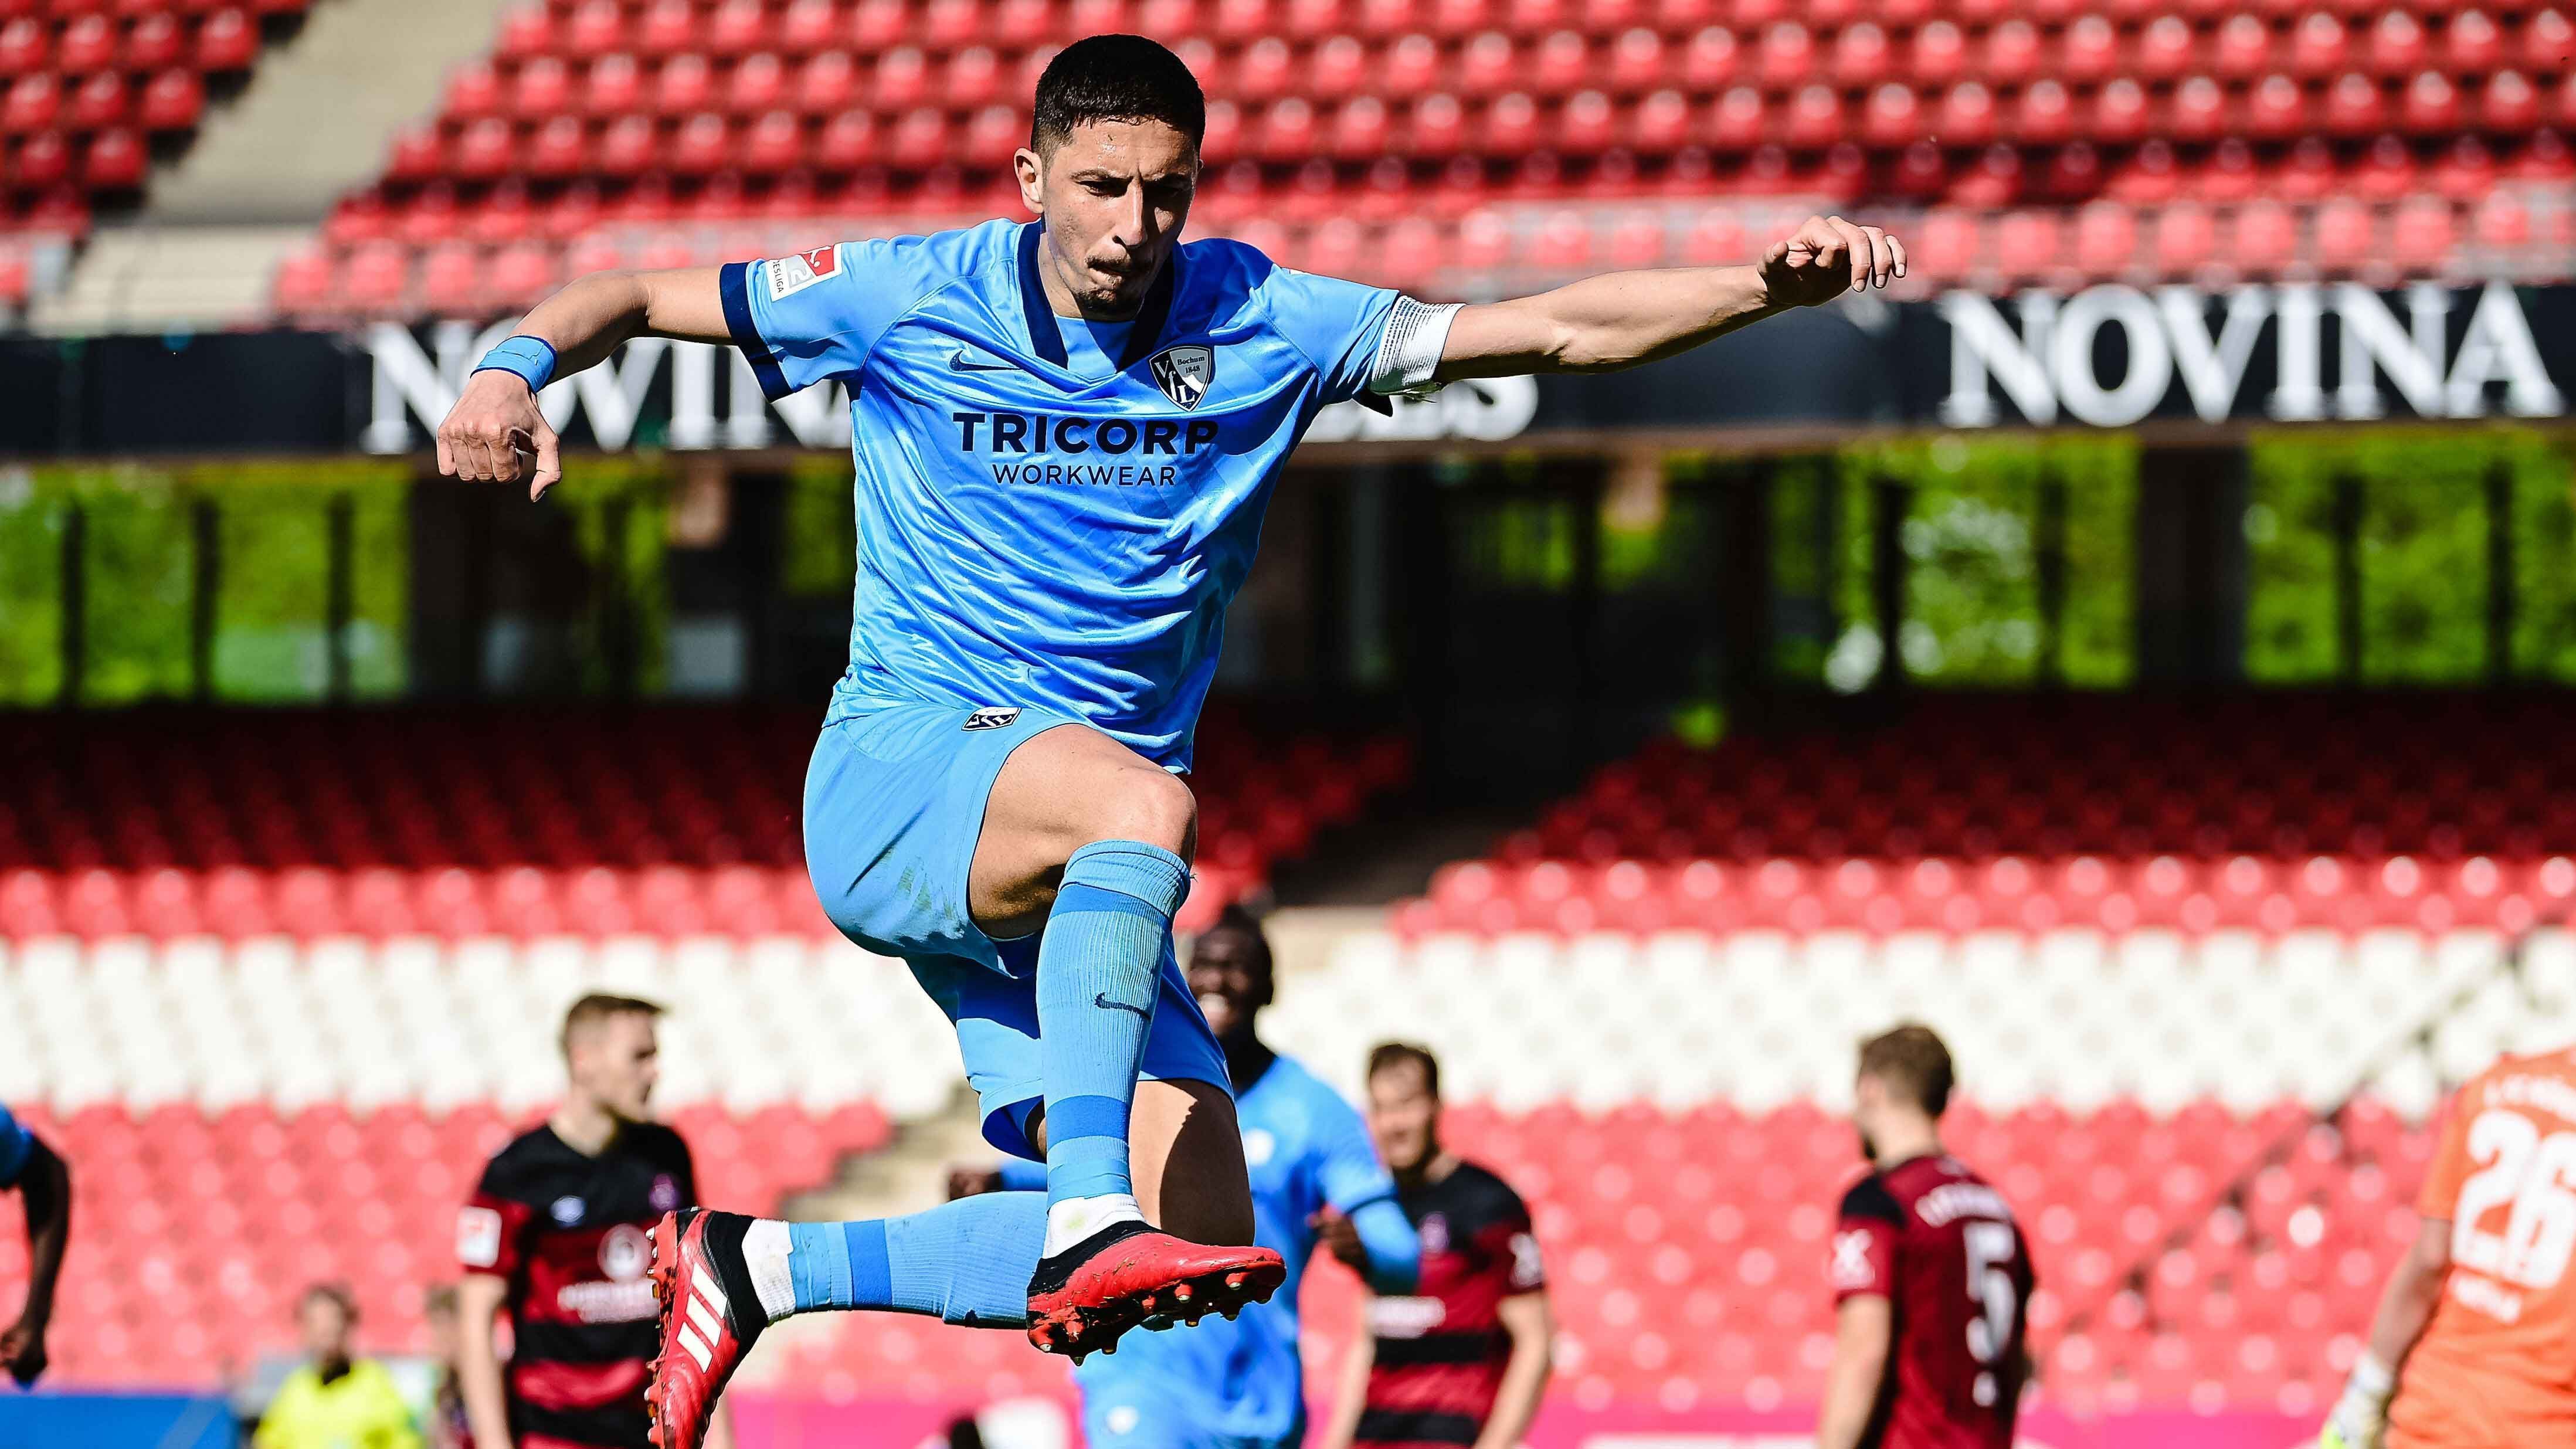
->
xmin=473 ymin=335 xmax=558 ymax=392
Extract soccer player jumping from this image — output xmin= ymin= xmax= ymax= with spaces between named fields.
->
xmin=435 ymin=33 xmax=1904 ymax=1449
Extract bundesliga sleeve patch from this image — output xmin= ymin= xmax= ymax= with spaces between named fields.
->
xmin=457 ymin=1205 xmax=504 ymax=1268
xmin=765 ymin=245 xmax=841 ymax=302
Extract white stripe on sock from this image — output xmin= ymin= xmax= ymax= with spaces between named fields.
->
xmin=742 ymin=1219 xmax=796 ymax=1324
xmin=1043 ymin=1193 xmax=1144 ymax=1258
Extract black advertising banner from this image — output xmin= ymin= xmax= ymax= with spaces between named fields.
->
xmin=0 ymin=283 xmax=2564 ymax=459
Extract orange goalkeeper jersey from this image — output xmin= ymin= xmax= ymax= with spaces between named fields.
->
xmin=2388 ymin=1048 xmax=2576 ymax=1448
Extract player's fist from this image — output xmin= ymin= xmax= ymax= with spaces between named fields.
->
xmin=1757 ymin=214 xmax=1904 ymax=308
xmin=436 ymin=369 xmax=564 ymax=501
xmin=1311 ymin=1207 xmax=1367 ymax=1272
xmin=0 ymin=1319 xmax=47 ymax=1387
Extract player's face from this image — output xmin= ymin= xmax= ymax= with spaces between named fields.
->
xmin=1187 ymin=927 xmax=1272 ymax=1041
xmin=573 ymin=1012 xmax=661 ymax=1122
xmin=299 ymin=1297 xmax=352 ymax=1364
xmin=1015 ymin=118 xmax=1199 ymax=317
xmin=1366 ymin=1062 xmax=1440 ymax=1173
xmin=1853 ymin=1072 xmax=1885 ymax=1163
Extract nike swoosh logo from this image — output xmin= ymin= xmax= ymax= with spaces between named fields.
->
xmin=949 ymin=351 xmax=1017 ymax=372
xmin=1094 ymin=992 xmax=1151 ymax=1019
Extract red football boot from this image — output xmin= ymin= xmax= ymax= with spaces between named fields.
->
xmin=1024 ymin=1219 xmax=1286 ymax=1362
xmin=646 ymin=1209 xmax=765 ymax=1449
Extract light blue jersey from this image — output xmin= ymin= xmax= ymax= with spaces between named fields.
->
xmin=1076 ymin=1054 xmax=1404 ymax=1447
xmin=725 ymin=220 xmax=1423 ymax=770
xmin=0 ymin=1102 xmax=31 ymax=1189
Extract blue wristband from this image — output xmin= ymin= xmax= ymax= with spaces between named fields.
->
xmin=472 ymin=335 xmax=557 ymax=392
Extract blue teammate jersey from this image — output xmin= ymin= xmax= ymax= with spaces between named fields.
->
xmin=723 ymin=220 xmax=1414 ymax=771
xmin=1075 ymin=1053 xmax=1400 ymax=1440
xmin=0 ymin=1102 xmax=31 ymax=1189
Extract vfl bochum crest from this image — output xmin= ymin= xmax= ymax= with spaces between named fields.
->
xmin=1149 ymin=345 xmax=1215 ymax=410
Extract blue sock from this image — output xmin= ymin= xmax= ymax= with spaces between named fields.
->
xmin=783 ymin=1193 xmax=1043 ymax=1326
xmin=1036 ymin=839 xmax=1190 ymax=1217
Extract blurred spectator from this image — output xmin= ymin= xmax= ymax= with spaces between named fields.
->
xmin=253 ymin=1284 xmax=423 ymax=1449
xmin=423 ymin=1285 xmax=472 ymax=1449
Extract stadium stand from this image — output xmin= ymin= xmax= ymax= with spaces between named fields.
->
xmin=0 ymin=0 xmax=310 ymax=236
xmin=9 ymin=921 xmax=2542 ymax=1409
xmin=6 ymin=691 xmax=2565 ymax=1416
xmin=0 ymin=705 xmax=1414 ymax=934
xmin=270 ymin=0 xmax=2576 ymax=316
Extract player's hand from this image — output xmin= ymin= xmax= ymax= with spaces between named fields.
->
xmin=2319 ymin=1354 xmax=2393 ymax=1449
xmin=1311 ymin=1207 xmax=1367 ymax=1272
xmin=1757 ymin=215 xmax=1903 ymax=308
xmin=947 ymin=1166 xmax=1003 ymax=1200
xmin=437 ymin=369 xmax=564 ymax=500
xmin=0 ymin=1318 xmax=47 ymax=1386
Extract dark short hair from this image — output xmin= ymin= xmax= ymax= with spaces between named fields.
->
xmin=1367 ymin=1041 xmax=1441 ymax=1099
xmin=1858 ymin=1023 xmax=1956 ymax=1117
xmin=1199 ymin=902 xmax=1274 ymax=982
xmin=560 ymin=992 xmax=663 ymax=1058
xmin=1029 ymin=35 xmax=1206 ymax=155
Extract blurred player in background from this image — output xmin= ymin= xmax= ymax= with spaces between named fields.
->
xmin=433 ymin=31 xmax=1902 ymax=1448
xmin=0 ymin=1098 xmax=70 ymax=1387
xmin=2321 ymin=1043 xmax=2576 ymax=1449
xmin=252 ymin=1283 xmax=422 ymax=1449
xmin=1321 ymin=1043 xmax=1552 ymax=1449
xmin=425 ymin=1284 xmax=474 ymax=1449
xmin=1816 ymin=1024 xmax=2032 ymax=1449
xmin=953 ymin=904 xmax=1421 ymax=1449
xmin=454 ymin=996 xmax=722 ymax=1449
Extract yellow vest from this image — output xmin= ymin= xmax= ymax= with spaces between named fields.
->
xmin=253 ymin=1359 xmax=424 ymax=1449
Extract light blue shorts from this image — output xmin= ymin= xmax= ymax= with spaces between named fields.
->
xmin=802 ymin=701 xmax=1229 ymax=1162
xmin=1082 ymin=1377 xmax=1301 ymax=1449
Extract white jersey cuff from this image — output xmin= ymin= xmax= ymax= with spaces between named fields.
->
xmin=1366 ymin=297 xmax=1461 ymax=399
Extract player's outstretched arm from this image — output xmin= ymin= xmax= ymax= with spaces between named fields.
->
xmin=1814 ymin=1294 xmax=1892 ymax=1449
xmin=435 ymin=268 xmax=731 ymax=498
xmin=2322 ymin=1215 xmax=2449 ymax=1449
xmin=1430 ymin=215 xmax=1902 ymax=384
xmin=0 ymin=1133 xmax=68 ymax=1386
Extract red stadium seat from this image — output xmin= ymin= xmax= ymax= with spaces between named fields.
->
xmin=2390 ymin=193 xmax=2455 ymax=268
xmin=2014 ymin=77 xmax=2073 ymax=144
xmin=2314 ymin=195 xmax=2377 ymax=269
xmin=1757 ymin=21 xmax=1814 ymax=86
xmin=83 ymin=125 xmax=143 ymax=189
xmin=654 ymin=53 xmax=714 ymax=116
xmin=1831 ymin=22 xmax=1890 ymax=86
xmin=2446 ymin=8 xmax=2503 ymax=71
xmin=724 ymin=53 xmax=786 ymax=114
xmin=195 ymin=6 xmax=257 ymax=70
xmin=509 ymin=56 xmax=571 ymax=120
xmin=69 ymin=71 xmax=128 ymax=130
xmin=2063 ymin=15 xmax=2120 ymax=82
xmin=2215 ymin=13 xmax=2273 ymax=77
xmin=2154 ymin=200 xmax=2218 ymax=273
xmin=0 ymin=16 xmax=47 ymax=74
xmin=138 ymin=68 xmax=203 ymax=131
xmin=2140 ymin=15 xmax=2199 ymax=79
xmin=2247 ymin=72 xmax=2309 ymax=137
xmin=2170 ymin=74 xmax=2229 ymax=140
xmin=2325 ymin=70 xmax=2389 ymax=133
xmin=2236 ymin=193 xmax=2297 ymax=269
xmin=634 ymin=0 xmax=695 ymax=59
xmin=59 ymin=12 xmax=114 ymax=70
xmin=1680 ymin=24 xmax=1739 ymax=87
xmin=1984 ymin=19 xmax=2043 ymax=84
xmin=2292 ymin=13 xmax=2351 ymax=77
xmin=2373 ymin=9 xmax=2435 ymax=75
xmin=565 ymin=0 xmax=625 ymax=54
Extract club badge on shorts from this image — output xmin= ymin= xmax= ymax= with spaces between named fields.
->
xmin=963 ymin=707 xmax=1023 ymax=732
xmin=1149 ymin=345 xmax=1215 ymax=410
